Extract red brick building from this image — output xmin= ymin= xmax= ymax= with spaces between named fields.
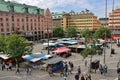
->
xmin=0 ymin=0 xmax=53 ymax=41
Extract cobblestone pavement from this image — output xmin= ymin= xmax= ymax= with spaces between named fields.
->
xmin=0 ymin=43 xmax=119 ymax=80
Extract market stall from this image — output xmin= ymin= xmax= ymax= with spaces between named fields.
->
xmin=52 ymin=47 xmax=72 ymax=58
xmin=41 ymin=56 xmax=63 ymax=72
xmin=22 ymin=53 xmax=52 ymax=68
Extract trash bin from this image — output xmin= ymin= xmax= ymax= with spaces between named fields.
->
xmin=111 ymin=49 xmax=115 ymax=54
xmin=91 ymin=60 xmax=100 ymax=69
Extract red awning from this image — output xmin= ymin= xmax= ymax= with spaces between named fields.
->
xmin=112 ymin=35 xmax=120 ymax=40
xmin=52 ymin=47 xmax=71 ymax=54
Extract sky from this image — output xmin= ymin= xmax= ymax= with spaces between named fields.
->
xmin=5 ymin=0 xmax=120 ymax=18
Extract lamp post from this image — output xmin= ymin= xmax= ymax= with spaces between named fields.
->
xmin=103 ymin=0 xmax=107 ymax=64
xmin=47 ymin=21 xmax=50 ymax=54
xmin=110 ymin=0 xmax=115 ymax=56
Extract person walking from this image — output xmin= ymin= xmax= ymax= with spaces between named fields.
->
xmin=9 ymin=62 xmax=12 ymax=71
xmin=63 ymin=71 xmax=67 ymax=80
xmin=81 ymin=74 xmax=85 ymax=80
xmin=28 ymin=68 xmax=32 ymax=75
xmin=99 ymin=64 xmax=103 ymax=75
xmin=48 ymin=66 xmax=53 ymax=77
xmin=75 ymin=73 xmax=79 ymax=80
xmin=15 ymin=65 xmax=20 ymax=74
xmin=77 ymin=66 xmax=81 ymax=75
xmin=85 ymin=60 xmax=87 ymax=67
xmin=103 ymin=64 xmax=108 ymax=75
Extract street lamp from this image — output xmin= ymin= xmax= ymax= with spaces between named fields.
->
xmin=47 ymin=21 xmax=50 ymax=54
xmin=103 ymin=0 xmax=107 ymax=64
xmin=110 ymin=0 xmax=115 ymax=57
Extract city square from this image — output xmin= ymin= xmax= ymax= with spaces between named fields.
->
xmin=0 ymin=0 xmax=120 ymax=80
xmin=0 ymin=42 xmax=119 ymax=80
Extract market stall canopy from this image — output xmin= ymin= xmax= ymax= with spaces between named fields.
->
xmin=60 ymin=40 xmax=80 ymax=45
xmin=68 ymin=45 xmax=86 ymax=49
xmin=42 ymin=42 xmax=64 ymax=47
xmin=42 ymin=56 xmax=63 ymax=65
xmin=0 ymin=54 xmax=10 ymax=60
xmin=22 ymin=53 xmax=52 ymax=62
xmin=52 ymin=47 xmax=71 ymax=54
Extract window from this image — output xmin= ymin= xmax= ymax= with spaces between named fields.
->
xmin=27 ymin=26 xmax=29 ymax=31
xmin=6 ymin=23 xmax=9 ymax=26
xmin=22 ymin=19 xmax=24 ymax=22
xmin=7 ymin=28 xmax=9 ymax=31
xmin=22 ymin=26 xmax=24 ymax=30
xmin=26 ymin=17 xmax=28 ymax=22
xmin=1 ymin=23 xmax=3 ymax=26
xmin=11 ymin=16 xmax=14 ymax=21
xmin=31 ymin=26 xmax=33 ymax=30
xmin=0 ymin=18 xmax=3 ymax=22
xmin=12 ymin=27 xmax=14 ymax=31
xmin=12 ymin=23 xmax=14 ymax=27
xmin=1 ymin=28 xmax=4 ymax=32
xmin=6 ymin=18 xmax=8 ymax=21
xmin=17 ymin=19 xmax=19 ymax=22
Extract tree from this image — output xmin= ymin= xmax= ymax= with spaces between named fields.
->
xmin=81 ymin=29 xmax=93 ymax=44
xmin=53 ymin=26 xmax=64 ymax=37
xmin=93 ymin=27 xmax=111 ymax=39
xmin=0 ymin=35 xmax=6 ymax=53
xmin=66 ymin=26 xmax=77 ymax=37
xmin=6 ymin=34 xmax=32 ymax=67
xmin=80 ymin=40 xmax=97 ymax=72
xmin=81 ymin=29 xmax=92 ymax=38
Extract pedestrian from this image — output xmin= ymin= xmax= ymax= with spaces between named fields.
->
xmin=26 ymin=67 xmax=29 ymax=75
xmin=48 ymin=66 xmax=53 ymax=77
xmin=63 ymin=71 xmax=67 ymax=80
xmin=15 ymin=67 xmax=20 ymax=74
xmin=68 ymin=65 xmax=72 ymax=75
xmin=15 ymin=65 xmax=20 ymax=74
xmin=85 ymin=73 xmax=91 ymax=80
xmin=60 ymin=69 xmax=63 ymax=77
xmin=9 ymin=62 xmax=12 ymax=71
xmin=77 ymin=66 xmax=81 ymax=75
xmin=5 ymin=64 xmax=9 ymax=71
xmin=81 ymin=74 xmax=85 ymax=80
xmin=99 ymin=64 xmax=103 ymax=75
xmin=75 ymin=73 xmax=79 ymax=80
xmin=103 ymin=64 xmax=108 ymax=75
xmin=28 ymin=68 xmax=32 ymax=75
xmin=85 ymin=60 xmax=87 ymax=67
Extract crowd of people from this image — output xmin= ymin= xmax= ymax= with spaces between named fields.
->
xmin=0 ymin=60 xmax=12 ymax=71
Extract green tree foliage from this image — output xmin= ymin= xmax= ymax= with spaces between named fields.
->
xmin=66 ymin=26 xmax=77 ymax=37
xmin=80 ymin=41 xmax=97 ymax=72
xmin=6 ymin=34 xmax=32 ymax=65
xmin=0 ymin=35 xmax=6 ymax=53
xmin=81 ymin=29 xmax=92 ymax=38
xmin=53 ymin=26 xmax=64 ymax=37
xmin=93 ymin=27 xmax=111 ymax=39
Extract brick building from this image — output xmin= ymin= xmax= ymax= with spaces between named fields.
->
xmin=0 ymin=0 xmax=53 ymax=41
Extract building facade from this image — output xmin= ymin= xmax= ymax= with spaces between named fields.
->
xmin=99 ymin=18 xmax=108 ymax=27
xmin=109 ymin=8 xmax=120 ymax=35
xmin=62 ymin=10 xmax=101 ymax=32
xmin=0 ymin=0 xmax=53 ymax=41
xmin=52 ymin=12 xmax=63 ymax=27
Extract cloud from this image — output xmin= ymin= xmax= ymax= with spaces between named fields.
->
xmin=5 ymin=0 xmax=120 ymax=18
